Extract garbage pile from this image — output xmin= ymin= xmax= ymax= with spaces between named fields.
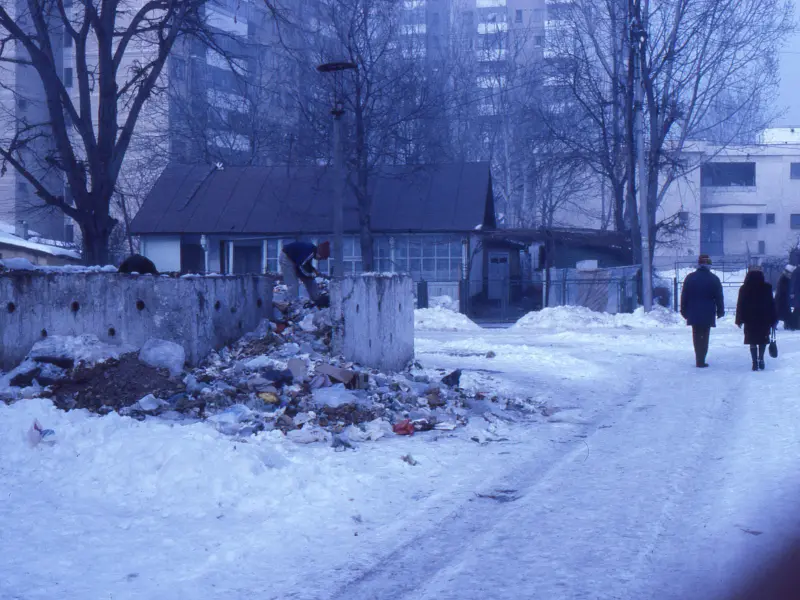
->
xmin=0 ymin=300 xmax=488 ymax=445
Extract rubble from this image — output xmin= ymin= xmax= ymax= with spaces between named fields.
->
xmin=1 ymin=285 xmax=515 ymax=447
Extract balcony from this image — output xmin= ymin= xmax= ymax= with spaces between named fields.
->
xmin=700 ymin=186 xmax=765 ymax=214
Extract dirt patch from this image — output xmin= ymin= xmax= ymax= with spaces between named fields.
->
xmin=52 ymin=353 xmax=185 ymax=413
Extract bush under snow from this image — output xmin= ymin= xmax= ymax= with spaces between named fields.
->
xmin=514 ymin=305 xmax=685 ymax=331
xmin=415 ymin=307 xmax=481 ymax=331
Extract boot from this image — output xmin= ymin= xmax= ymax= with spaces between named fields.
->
xmin=752 ymin=361 xmax=759 ymax=372
xmin=759 ymin=359 xmax=766 ymax=370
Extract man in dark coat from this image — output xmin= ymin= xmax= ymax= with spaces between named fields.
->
xmin=680 ymin=254 xmax=725 ymax=368
xmin=279 ymin=240 xmax=330 ymax=304
xmin=775 ymin=265 xmax=795 ymax=330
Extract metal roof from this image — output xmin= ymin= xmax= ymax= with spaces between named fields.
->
xmin=130 ymin=163 xmax=495 ymax=236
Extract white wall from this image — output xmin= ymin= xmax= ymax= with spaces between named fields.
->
xmin=141 ymin=235 xmax=181 ymax=272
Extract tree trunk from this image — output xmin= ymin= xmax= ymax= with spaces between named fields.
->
xmin=357 ymin=166 xmax=375 ymax=272
xmin=80 ymin=217 xmax=114 ymax=266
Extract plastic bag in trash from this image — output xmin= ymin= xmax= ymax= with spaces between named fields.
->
xmin=28 ymin=420 xmax=56 ymax=447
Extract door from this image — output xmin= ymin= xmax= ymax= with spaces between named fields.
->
xmin=700 ymin=214 xmax=724 ymax=256
xmin=488 ymin=252 xmax=510 ymax=301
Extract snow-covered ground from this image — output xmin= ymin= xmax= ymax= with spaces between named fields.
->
xmin=3 ymin=307 xmax=800 ymax=599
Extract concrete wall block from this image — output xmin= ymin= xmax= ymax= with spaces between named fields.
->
xmin=331 ymin=274 xmax=414 ymax=372
xmin=0 ymin=273 xmax=273 ymax=370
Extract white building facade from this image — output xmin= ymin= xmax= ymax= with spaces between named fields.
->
xmin=658 ymin=138 xmax=800 ymax=265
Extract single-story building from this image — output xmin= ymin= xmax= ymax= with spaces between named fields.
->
xmin=130 ymin=162 xmax=499 ymax=301
xmin=0 ymin=221 xmax=81 ymax=266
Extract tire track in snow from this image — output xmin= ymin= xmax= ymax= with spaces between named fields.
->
xmin=327 ymin=361 xmax=648 ymax=600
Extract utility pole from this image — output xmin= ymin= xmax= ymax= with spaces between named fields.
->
xmin=317 ymin=61 xmax=357 ymax=279
xmin=632 ymin=1 xmax=653 ymax=311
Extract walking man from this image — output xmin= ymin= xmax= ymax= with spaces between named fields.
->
xmin=279 ymin=240 xmax=330 ymax=304
xmin=775 ymin=265 xmax=795 ymax=330
xmin=680 ymin=254 xmax=725 ymax=368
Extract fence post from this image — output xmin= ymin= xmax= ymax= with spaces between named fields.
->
xmin=673 ymin=277 xmax=679 ymax=312
xmin=417 ymin=280 xmax=429 ymax=309
xmin=459 ymin=279 xmax=469 ymax=314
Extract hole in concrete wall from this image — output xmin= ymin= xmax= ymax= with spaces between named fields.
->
xmin=356 ymin=304 xmax=360 ymax=314
xmin=214 ymin=301 xmax=221 ymax=311
xmin=108 ymin=327 xmax=116 ymax=338
xmin=230 ymin=306 xmax=238 ymax=314
xmin=399 ymin=303 xmax=402 ymax=312
xmin=70 ymin=301 xmax=80 ymax=313
xmin=6 ymin=302 xmax=15 ymax=314
xmin=41 ymin=329 xmax=47 ymax=338
xmin=238 ymin=320 xmax=243 ymax=330
xmin=257 ymin=298 xmax=263 ymax=308
xmin=369 ymin=340 xmax=372 ymax=348
xmin=136 ymin=300 xmax=146 ymax=311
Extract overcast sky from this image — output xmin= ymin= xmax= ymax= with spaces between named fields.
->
xmin=776 ymin=26 xmax=800 ymax=126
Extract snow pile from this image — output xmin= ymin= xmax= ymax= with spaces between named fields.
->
xmin=415 ymin=307 xmax=481 ymax=332
xmin=514 ymin=305 xmax=684 ymax=331
xmin=139 ymin=338 xmax=186 ymax=377
xmin=430 ymin=295 xmax=459 ymax=312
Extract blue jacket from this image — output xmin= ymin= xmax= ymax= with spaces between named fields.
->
xmin=681 ymin=267 xmax=725 ymax=328
xmin=282 ymin=241 xmax=317 ymax=277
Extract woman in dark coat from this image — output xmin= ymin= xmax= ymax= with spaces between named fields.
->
xmin=735 ymin=268 xmax=778 ymax=371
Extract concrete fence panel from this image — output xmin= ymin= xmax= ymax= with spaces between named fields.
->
xmin=0 ymin=272 xmax=274 ymax=370
xmin=331 ymin=274 xmax=414 ymax=372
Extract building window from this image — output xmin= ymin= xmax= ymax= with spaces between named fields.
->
xmin=173 ymin=60 xmax=185 ymax=81
xmin=534 ymin=35 xmax=545 ymax=46
xmin=17 ymin=97 xmax=27 ymax=110
xmin=791 ymin=163 xmax=800 ymax=179
xmin=63 ymin=67 xmax=73 ymax=88
xmin=64 ymin=34 xmax=72 ymax=48
xmin=766 ymin=213 xmax=776 ymax=224
xmin=758 ymin=241 xmax=766 ymax=255
xmin=392 ymin=235 xmax=461 ymax=281
xmin=791 ymin=214 xmax=800 ymax=230
xmin=700 ymin=162 xmax=756 ymax=187
xmin=515 ymin=9 xmax=522 ymax=22
xmin=678 ymin=211 xmax=689 ymax=227
xmin=741 ymin=214 xmax=758 ymax=229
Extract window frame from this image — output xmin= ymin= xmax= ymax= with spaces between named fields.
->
xmin=766 ymin=213 xmax=776 ymax=225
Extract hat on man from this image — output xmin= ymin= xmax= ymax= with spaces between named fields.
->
xmin=317 ymin=241 xmax=331 ymax=260
xmin=698 ymin=254 xmax=712 ymax=266
xmin=786 ymin=264 xmax=797 ymax=274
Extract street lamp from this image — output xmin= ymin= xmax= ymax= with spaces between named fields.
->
xmin=317 ymin=61 xmax=357 ymax=279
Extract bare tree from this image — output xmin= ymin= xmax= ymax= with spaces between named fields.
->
xmin=550 ymin=0 xmax=793 ymax=264
xmin=0 ymin=0 xmax=258 ymax=264
xmin=292 ymin=0 xmax=442 ymax=271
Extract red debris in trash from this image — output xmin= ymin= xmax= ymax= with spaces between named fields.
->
xmin=275 ymin=322 xmax=288 ymax=334
xmin=393 ymin=419 xmax=415 ymax=436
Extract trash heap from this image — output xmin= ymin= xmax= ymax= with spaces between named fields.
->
xmin=1 ymin=297 xmax=484 ymax=445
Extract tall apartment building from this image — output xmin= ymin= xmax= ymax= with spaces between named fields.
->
xmin=0 ymin=0 xmax=70 ymax=241
xmin=0 ymin=0 xmax=290 ymax=245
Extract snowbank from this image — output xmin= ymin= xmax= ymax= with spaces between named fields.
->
xmin=415 ymin=307 xmax=481 ymax=331
xmin=514 ymin=305 xmax=685 ymax=331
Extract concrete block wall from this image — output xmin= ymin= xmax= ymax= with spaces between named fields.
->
xmin=331 ymin=274 xmax=414 ymax=372
xmin=0 ymin=272 xmax=273 ymax=370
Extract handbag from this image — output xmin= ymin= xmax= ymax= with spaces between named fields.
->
xmin=769 ymin=328 xmax=778 ymax=359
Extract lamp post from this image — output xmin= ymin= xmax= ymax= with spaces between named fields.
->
xmin=317 ymin=61 xmax=357 ymax=279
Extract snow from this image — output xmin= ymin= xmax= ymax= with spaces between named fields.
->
xmin=513 ymin=304 xmax=686 ymax=330
xmin=0 ymin=256 xmax=117 ymax=272
xmin=415 ymin=306 xmax=481 ymax=331
xmin=138 ymin=338 xmax=186 ymax=377
xmin=430 ymin=294 xmax=459 ymax=312
xmin=0 ymin=230 xmax=80 ymax=259
xmin=3 ymin=311 xmax=800 ymax=598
